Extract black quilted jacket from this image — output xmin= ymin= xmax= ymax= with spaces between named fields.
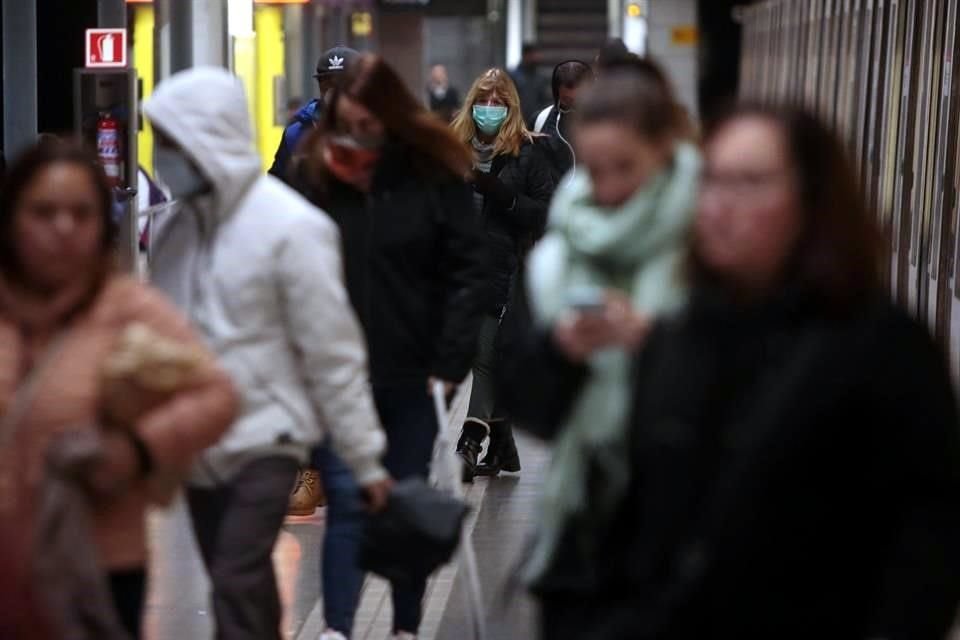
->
xmin=479 ymin=137 xmax=555 ymax=314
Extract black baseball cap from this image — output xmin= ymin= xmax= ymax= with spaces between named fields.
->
xmin=315 ymin=46 xmax=360 ymax=79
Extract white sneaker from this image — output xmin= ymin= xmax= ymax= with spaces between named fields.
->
xmin=319 ymin=631 xmax=348 ymax=640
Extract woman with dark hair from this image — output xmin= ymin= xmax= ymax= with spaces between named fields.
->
xmin=0 ymin=141 xmax=235 ymax=638
xmin=504 ymin=106 xmax=960 ymax=639
xmin=599 ymin=54 xmax=698 ymax=142
xmin=298 ymin=54 xmax=488 ymax=640
xmin=594 ymin=37 xmax=630 ymax=71
xmin=451 ymin=68 xmax=555 ymax=481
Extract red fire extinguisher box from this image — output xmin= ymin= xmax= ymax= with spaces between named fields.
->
xmin=73 ymin=68 xmax=139 ymax=273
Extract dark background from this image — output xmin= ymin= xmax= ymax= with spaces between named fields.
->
xmin=697 ymin=0 xmax=746 ymax=128
xmin=36 ymin=0 xmax=99 ymax=135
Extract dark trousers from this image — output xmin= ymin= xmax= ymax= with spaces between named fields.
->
xmin=313 ymin=384 xmax=439 ymax=635
xmin=108 ymin=569 xmax=146 ymax=639
xmin=187 ymin=457 xmax=300 ymax=640
xmin=540 ymin=596 xmax=607 ymax=640
xmin=466 ymin=314 xmax=503 ymax=424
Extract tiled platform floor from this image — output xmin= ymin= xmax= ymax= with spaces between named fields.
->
xmin=144 ymin=384 xmax=548 ymax=640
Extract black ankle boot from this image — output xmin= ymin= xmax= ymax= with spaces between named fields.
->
xmin=456 ymin=420 xmax=488 ymax=482
xmin=476 ymin=423 xmax=521 ymax=477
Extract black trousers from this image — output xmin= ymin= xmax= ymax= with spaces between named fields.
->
xmin=109 ymin=569 xmax=146 ymax=639
xmin=187 ymin=457 xmax=300 ymax=640
xmin=466 ymin=314 xmax=503 ymax=425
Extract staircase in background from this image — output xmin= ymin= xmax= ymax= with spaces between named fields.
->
xmin=536 ymin=0 xmax=609 ymax=67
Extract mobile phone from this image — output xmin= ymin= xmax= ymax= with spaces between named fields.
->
xmin=566 ymin=287 xmax=605 ymax=314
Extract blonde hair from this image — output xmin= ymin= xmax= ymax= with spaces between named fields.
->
xmin=451 ymin=68 xmax=534 ymax=158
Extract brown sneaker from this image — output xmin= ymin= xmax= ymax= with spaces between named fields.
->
xmin=287 ymin=469 xmax=326 ymax=516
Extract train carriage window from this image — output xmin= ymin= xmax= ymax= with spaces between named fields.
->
xmin=788 ymin=0 xmax=803 ymax=99
xmin=835 ymin=0 xmax=854 ymax=137
xmin=783 ymin=0 xmax=797 ymax=100
xmin=893 ymin=0 xmax=925 ymax=306
xmin=847 ymin=0 xmax=867 ymax=164
xmin=909 ymin=0 xmax=943 ymax=275
xmin=795 ymin=0 xmax=811 ymax=104
xmin=917 ymin=1 xmax=948 ymax=325
xmin=864 ymin=0 xmax=890 ymax=218
xmin=877 ymin=0 xmax=904 ymax=227
xmin=806 ymin=0 xmax=824 ymax=109
xmin=773 ymin=2 xmax=782 ymax=101
xmin=766 ymin=3 xmax=778 ymax=102
xmin=926 ymin=1 xmax=953 ymax=284
xmin=752 ymin=7 xmax=763 ymax=99
xmin=819 ymin=0 xmax=830 ymax=118
xmin=932 ymin=3 xmax=959 ymax=341
xmin=934 ymin=0 xmax=960 ymax=353
xmin=891 ymin=0 xmax=919 ymax=257
xmin=883 ymin=0 xmax=912 ymax=301
xmin=742 ymin=7 xmax=753 ymax=99
xmin=953 ymin=110 xmax=960 ymax=299
xmin=753 ymin=6 xmax=765 ymax=100
xmin=825 ymin=0 xmax=844 ymax=123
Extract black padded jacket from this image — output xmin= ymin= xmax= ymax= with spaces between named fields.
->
xmin=478 ymin=137 xmax=555 ymax=314
xmin=305 ymin=143 xmax=489 ymax=385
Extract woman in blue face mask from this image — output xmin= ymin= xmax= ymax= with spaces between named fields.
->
xmin=451 ymin=69 xmax=556 ymax=481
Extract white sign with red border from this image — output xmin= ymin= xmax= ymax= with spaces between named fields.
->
xmin=86 ymin=28 xmax=128 ymax=68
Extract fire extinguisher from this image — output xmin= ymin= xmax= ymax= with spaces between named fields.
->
xmin=96 ymin=112 xmax=122 ymax=188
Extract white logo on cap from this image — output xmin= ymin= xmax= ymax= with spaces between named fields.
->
xmin=328 ymin=55 xmax=345 ymax=70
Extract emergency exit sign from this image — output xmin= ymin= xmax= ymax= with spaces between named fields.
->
xmin=86 ymin=28 xmax=128 ymax=68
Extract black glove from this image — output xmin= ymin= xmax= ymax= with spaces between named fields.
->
xmin=472 ymin=170 xmax=516 ymax=212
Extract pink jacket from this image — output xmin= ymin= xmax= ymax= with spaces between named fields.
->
xmin=0 ymin=274 xmax=237 ymax=570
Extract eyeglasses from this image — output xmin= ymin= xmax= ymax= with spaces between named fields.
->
xmin=701 ymin=169 xmax=792 ymax=198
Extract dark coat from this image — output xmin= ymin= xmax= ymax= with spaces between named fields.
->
xmin=479 ymin=138 xmax=555 ymax=315
xmin=428 ymin=86 xmax=461 ymax=123
xmin=501 ymin=290 xmax=960 ymax=640
xmin=542 ymin=107 xmax=576 ymax=184
xmin=307 ymin=142 xmax=488 ymax=386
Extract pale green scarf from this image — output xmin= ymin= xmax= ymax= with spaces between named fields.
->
xmin=524 ymin=142 xmax=701 ymax=583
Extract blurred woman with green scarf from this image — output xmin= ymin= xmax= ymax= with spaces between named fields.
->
xmin=498 ymin=66 xmax=700 ymax=638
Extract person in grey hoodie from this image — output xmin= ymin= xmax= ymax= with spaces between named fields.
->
xmin=143 ymin=67 xmax=392 ymax=640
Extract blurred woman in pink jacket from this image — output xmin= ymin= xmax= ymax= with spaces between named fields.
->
xmin=0 ymin=141 xmax=237 ymax=638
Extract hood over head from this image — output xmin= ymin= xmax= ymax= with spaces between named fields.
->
xmin=143 ymin=67 xmax=262 ymax=218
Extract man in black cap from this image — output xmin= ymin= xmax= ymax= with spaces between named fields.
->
xmin=268 ymin=46 xmax=359 ymax=182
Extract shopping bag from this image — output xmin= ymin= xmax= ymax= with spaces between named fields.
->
xmin=430 ymin=381 xmax=487 ymax=640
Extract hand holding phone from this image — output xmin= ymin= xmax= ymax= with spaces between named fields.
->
xmin=565 ymin=287 xmax=606 ymax=315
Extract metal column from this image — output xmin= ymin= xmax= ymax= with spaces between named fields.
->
xmin=171 ymin=0 xmax=194 ymax=73
xmin=2 ymin=0 xmax=38 ymax=159
xmin=193 ymin=0 xmax=227 ymax=68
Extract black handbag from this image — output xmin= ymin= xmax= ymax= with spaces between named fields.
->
xmin=358 ymin=477 xmax=469 ymax=587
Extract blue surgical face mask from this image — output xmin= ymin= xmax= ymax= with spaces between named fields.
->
xmin=154 ymin=145 xmax=210 ymax=200
xmin=472 ymin=105 xmax=508 ymax=136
